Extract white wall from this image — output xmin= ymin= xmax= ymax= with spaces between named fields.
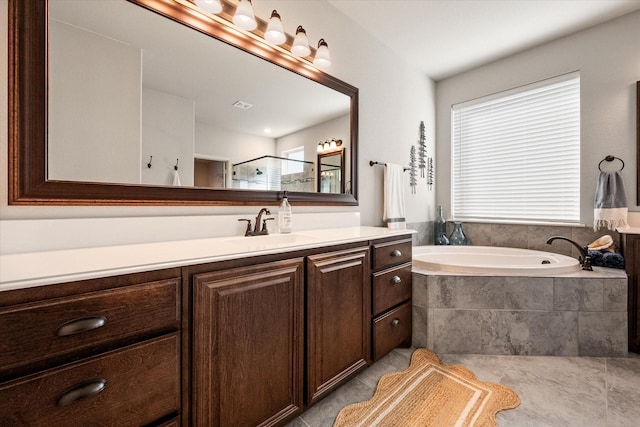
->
xmin=436 ymin=10 xmax=640 ymax=226
xmin=195 ymin=122 xmax=276 ymax=164
xmin=141 ymin=88 xmax=195 ymax=187
xmin=48 ymin=19 xmax=141 ymax=184
xmin=0 ymin=0 xmax=434 ymax=248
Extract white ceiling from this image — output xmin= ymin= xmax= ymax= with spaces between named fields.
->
xmin=327 ymin=0 xmax=640 ymax=81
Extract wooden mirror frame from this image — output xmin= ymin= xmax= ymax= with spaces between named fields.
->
xmin=637 ymin=81 xmax=639 ymax=205
xmin=317 ymin=150 xmax=345 ymax=194
xmin=8 ymin=0 xmax=359 ymax=206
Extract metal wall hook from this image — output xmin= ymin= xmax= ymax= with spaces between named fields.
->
xmin=598 ymin=155 xmax=624 ymax=171
xmin=174 ymin=159 xmax=179 ymax=171
xmin=147 ymin=156 xmax=153 ymax=168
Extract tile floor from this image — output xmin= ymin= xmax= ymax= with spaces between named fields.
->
xmin=286 ymin=348 xmax=640 ymax=427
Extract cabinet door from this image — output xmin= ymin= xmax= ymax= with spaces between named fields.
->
xmin=624 ymin=234 xmax=640 ymax=352
xmin=307 ymin=246 xmax=371 ymax=405
xmin=192 ymin=259 xmax=304 ymax=427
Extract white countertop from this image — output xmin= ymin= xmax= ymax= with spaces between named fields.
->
xmin=0 ymin=227 xmax=415 ymax=292
xmin=618 ymin=226 xmax=640 ymax=235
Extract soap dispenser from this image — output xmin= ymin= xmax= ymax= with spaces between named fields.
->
xmin=278 ymin=191 xmax=292 ymax=234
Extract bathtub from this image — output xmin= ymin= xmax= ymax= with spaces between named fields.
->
xmin=412 ymin=245 xmax=580 ymax=275
xmin=411 ymin=245 xmax=628 ymax=357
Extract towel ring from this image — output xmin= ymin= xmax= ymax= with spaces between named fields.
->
xmin=598 ymin=155 xmax=624 ymax=171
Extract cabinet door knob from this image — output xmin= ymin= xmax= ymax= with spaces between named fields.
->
xmin=56 ymin=316 xmax=107 ymax=337
xmin=391 ymin=318 xmax=400 ymax=326
xmin=391 ymin=276 xmax=402 ymax=284
xmin=391 ymin=249 xmax=402 ymax=257
xmin=57 ymin=379 xmax=107 ymax=407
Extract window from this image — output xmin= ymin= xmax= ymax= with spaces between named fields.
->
xmin=281 ymin=146 xmax=305 ymax=175
xmin=451 ymin=72 xmax=580 ymax=223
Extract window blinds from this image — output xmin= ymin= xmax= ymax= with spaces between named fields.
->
xmin=451 ymin=72 xmax=580 ymax=223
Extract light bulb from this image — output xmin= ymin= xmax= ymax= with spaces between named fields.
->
xmin=313 ymin=38 xmax=331 ymax=68
xmin=291 ymin=26 xmax=310 ymax=57
xmin=264 ymin=10 xmax=286 ymax=45
xmin=232 ymin=0 xmax=257 ymax=31
xmin=194 ymin=0 xmax=222 ymax=14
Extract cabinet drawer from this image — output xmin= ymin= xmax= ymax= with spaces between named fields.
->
xmin=372 ymin=263 xmax=412 ymax=316
xmin=0 ymin=278 xmax=180 ymax=378
xmin=0 ymin=333 xmax=181 ymax=426
xmin=372 ymin=239 xmax=412 ymax=270
xmin=373 ymin=302 xmax=412 ymax=361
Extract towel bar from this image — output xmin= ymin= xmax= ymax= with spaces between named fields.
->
xmin=369 ymin=161 xmax=410 ymax=172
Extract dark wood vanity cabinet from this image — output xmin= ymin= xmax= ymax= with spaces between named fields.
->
xmin=191 ymin=258 xmax=305 ymax=427
xmin=0 ymin=269 xmax=182 ymax=426
xmin=371 ymin=237 xmax=413 ymax=361
xmin=622 ymin=233 xmax=640 ymax=352
xmin=306 ymin=246 xmax=371 ymax=405
xmin=0 ymin=232 xmax=413 ymax=426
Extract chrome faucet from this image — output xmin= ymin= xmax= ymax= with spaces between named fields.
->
xmin=546 ymin=236 xmax=593 ymax=271
xmin=238 ymin=208 xmax=273 ymax=236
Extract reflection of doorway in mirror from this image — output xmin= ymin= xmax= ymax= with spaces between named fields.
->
xmin=194 ymin=158 xmax=228 ymax=188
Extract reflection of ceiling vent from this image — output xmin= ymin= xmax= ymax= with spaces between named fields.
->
xmin=232 ymin=100 xmax=253 ymax=110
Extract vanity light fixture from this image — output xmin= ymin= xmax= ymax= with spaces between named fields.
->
xmin=232 ymin=0 xmax=257 ymax=31
xmin=194 ymin=0 xmax=222 ymax=14
xmin=313 ymin=39 xmax=331 ymax=68
xmin=318 ymin=139 xmax=343 ymax=153
xmin=291 ymin=26 xmax=311 ymax=57
xmin=264 ymin=10 xmax=286 ymax=45
xmin=186 ymin=0 xmax=334 ymax=70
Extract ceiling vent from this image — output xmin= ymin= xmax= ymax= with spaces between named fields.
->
xmin=232 ymin=100 xmax=253 ymax=110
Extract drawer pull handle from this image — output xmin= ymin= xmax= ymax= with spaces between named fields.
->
xmin=391 ymin=276 xmax=402 ymax=284
xmin=391 ymin=318 xmax=401 ymax=326
xmin=57 ymin=379 xmax=107 ymax=407
xmin=391 ymin=249 xmax=402 ymax=257
xmin=56 ymin=316 xmax=107 ymax=337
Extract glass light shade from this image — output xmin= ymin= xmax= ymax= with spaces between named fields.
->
xmin=232 ymin=0 xmax=257 ymax=31
xmin=323 ymin=141 xmax=330 ymax=150
xmin=291 ymin=26 xmax=311 ymax=57
xmin=330 ymin=139 xmax=337 ymax=149
xmin=313 ymin=38 xmax=331 ymax=68
xmin=317 ymin=142 xmax=323 ymax=153
xmin=265 ymin=10 xmax=286 ymax=45
xmin=194 ymin=0 xmax=222 ymax=14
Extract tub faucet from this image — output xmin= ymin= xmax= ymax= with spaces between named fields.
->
xmin=546 ymin=236 xmax=593 ymax=271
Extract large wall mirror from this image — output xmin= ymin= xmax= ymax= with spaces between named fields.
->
xmin=8 ymin=0 xmax=358 ymax=206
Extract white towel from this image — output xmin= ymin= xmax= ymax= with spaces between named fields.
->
xmin=593 ymin=170 xmax=628 ymax=231
xmin=172 ymin=170 xmax=182 ymax=186
xmin=382 ymin=163 xmax=406 ymax=230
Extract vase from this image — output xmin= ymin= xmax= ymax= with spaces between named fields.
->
xmin=448 ymin=221 xmax=468 ymax=245
xmin=434 ymin=206 xmax=449 ymax=245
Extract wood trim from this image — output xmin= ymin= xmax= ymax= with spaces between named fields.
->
xmin=8 ymin=0 xmax=358 ymax=206
xmin=636 ymin=81 xmax=639 ymax=205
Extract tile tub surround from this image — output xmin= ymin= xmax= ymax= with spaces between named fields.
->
xmin=407 ymin=220 xmax=621 ymax=258
xmin=412 ymin=268 xmax=628 ymax=357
